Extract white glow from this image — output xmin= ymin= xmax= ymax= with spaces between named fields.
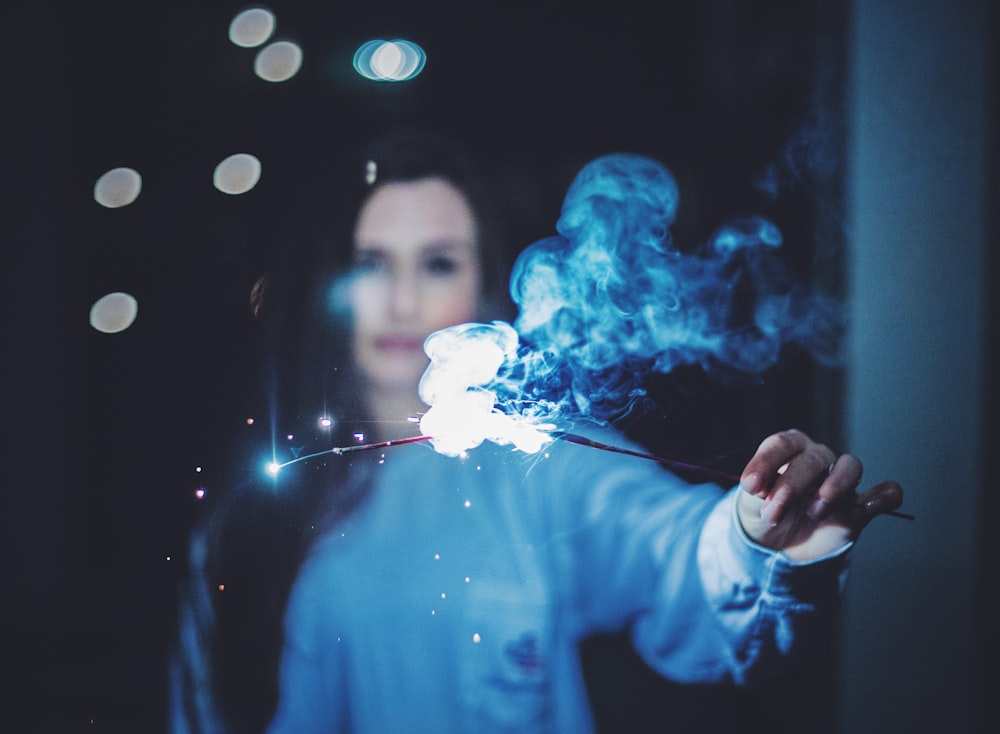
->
xmin=89 ymin=292 xmax=138 ymax=333
xmin=353 ymin=39 xmax=425 ymax=82
xmin=265 ymin=461 xmax=281 ymax=476
xmin=254 ymin=40 xmax=303 ymax=82
xmin=213 ymin=153 xmax=261 ymax=195
xmin=418 ymin=323 xmax=554 ymax=456
xmin=472 ymin=633 xmax=481 ymax=644
xmin=94 ymin=167 xmax=142 ymax=208
xmin=229 ymin=8 xmax=275 ymax=48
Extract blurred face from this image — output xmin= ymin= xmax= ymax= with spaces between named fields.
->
xmin=351 ymin=177 xmax=481 ymax=390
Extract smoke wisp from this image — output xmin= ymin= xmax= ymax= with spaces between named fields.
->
xmin=418 ymin=153 xmax=844 ymax=455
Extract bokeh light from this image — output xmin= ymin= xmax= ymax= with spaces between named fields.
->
xmin=229 ymin=7 xmax=276 ymax=48
xmin=89 ymin=292 xmax=139 ymax=334
xmin=353 ymin=39 xmax=425 ymax=82
xmin=254 ymin=40 xmax=303 ymax=82
xmin=94 ymin=167 xmax=142 ymax=208
xmin=213 ymin=153 xmax=262 ymax=195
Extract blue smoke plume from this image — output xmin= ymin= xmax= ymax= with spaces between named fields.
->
xmin=495 ymin=152 xmax=844 ymax=426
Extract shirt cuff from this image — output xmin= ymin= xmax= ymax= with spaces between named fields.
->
xmin=717 ymin=488 xmax=852 ymax=600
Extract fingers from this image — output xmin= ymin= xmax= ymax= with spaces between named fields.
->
xmin=806 ymin=454 xmax=864 ymax=521
xmin=739 ymin=429 xmax=852 ymax=526
xmin=856 ymin=480 xmax=905 ymax=523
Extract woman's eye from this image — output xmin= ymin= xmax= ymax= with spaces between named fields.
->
xmin=353 ymin=252 xmax=385 ymax=275
xmin=424 ymin=255 xmax=459 ymax=276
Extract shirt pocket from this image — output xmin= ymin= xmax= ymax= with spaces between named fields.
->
xmin=457 ymin=587 xmax=555 ymax=732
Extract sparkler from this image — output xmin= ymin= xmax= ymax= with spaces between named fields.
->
xmin=265 ymin=431 xmax=914 ymax=520
xmin=265 ymin=435 xmax=435 ymax=475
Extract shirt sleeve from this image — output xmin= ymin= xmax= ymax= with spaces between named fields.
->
xmin=545 ymin=436 xmax=849 ymax=686
xmin=640 ymin=487 xmax=849 ymax=685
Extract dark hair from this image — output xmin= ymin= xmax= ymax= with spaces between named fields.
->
xmin=255 ymin=128 xmax=517 ymax=434
xmin=170 ymin=130 xmax=518 ymax=733
xmin=351 ymin=129 xmax=515 ymax=322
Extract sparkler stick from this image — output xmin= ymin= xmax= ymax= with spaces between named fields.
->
xmin=550 ymin=431 xmax=742 ymax=483
xmin=330 ymin=435 xmax=435 ymax=454
xmin=270 ymin=430 xmax=913 ymax=521
xmin=265 ymin=435 xmax=435 ymax=474
xmin=551 ymin=431 xmax=914 ymax=521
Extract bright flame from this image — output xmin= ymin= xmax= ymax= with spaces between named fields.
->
xmin=418 ymin=322 xmax=554 ymax=456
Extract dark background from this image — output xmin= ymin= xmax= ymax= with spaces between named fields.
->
xmin=5 ymin=1 xmax=991 ymax=732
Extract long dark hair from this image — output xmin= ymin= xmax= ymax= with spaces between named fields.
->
xmin=170 ymin=130 xmax=517 ymax=733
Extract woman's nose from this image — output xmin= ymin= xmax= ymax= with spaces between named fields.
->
xmin=387 ymin=271 xmax=419 ymax=320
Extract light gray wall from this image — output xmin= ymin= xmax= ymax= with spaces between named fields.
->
xmin=841 ymin=0 xmax=987 ymax=731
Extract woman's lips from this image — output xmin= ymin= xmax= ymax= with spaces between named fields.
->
xmin=374 ymin=335 xmax=425 ymax=352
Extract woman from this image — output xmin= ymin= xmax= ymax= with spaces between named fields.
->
xmin=173 ymin=132 xmax=903 ymax=733
xmin=170 ymin=130 xmax=519 ymax=733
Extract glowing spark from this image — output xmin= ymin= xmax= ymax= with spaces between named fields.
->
xmin=263 ymin=435 xmax=434 ymax=475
